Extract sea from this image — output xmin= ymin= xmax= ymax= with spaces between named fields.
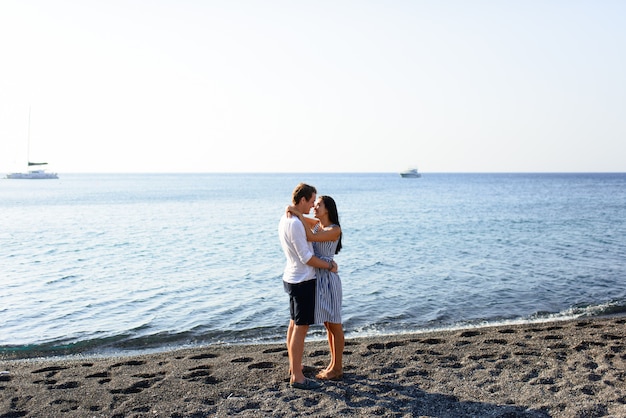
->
xmin=1 ymin=173 xmax=625 ymax=359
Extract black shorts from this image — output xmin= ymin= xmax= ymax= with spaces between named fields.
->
xmin=283 ymin=279 xmax=316 ymax=326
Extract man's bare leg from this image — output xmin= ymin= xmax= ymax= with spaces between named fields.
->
xmin=289 ymin=324 xmax=309 ymax=384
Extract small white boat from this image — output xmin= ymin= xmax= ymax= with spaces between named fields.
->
xmin=5 ymin=108 xmax=58 ymax=180
xmin=400 ymin=168 xmax=421 ymax=178
xmin=7 ymin=166 xmax=58 ymax=179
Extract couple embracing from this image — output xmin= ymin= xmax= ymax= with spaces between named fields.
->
xmin=278 ymin=183 xmax=344 ymax=390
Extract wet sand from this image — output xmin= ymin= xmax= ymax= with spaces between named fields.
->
xmin=1 ymin=316 xmax=625 ymax=417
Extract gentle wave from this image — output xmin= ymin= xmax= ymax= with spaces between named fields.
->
xmin=3 ymin=302 xmax=625 ymax=360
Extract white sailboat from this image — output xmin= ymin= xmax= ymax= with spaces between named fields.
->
xmin=6 ymin=108 xmax=58 ymax=179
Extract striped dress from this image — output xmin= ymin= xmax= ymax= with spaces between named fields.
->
xmin=313 ymin=224 xmax=342 ymax=324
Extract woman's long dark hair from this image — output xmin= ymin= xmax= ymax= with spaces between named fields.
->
xmin=321 ymin=195 xmax=342 ymax=254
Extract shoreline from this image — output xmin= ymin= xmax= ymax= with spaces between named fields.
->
xmin=4 ymin=313 xmax=619 ymax=362
xmin=2 ymin=315 xmax=625 ymax=417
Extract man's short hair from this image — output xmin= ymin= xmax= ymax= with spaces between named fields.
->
xmin=292 ymin=183 xmax=317 ymax=205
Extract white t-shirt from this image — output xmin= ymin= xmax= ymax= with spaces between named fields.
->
xmin=278 ymin=214 xmax=315 ymax=284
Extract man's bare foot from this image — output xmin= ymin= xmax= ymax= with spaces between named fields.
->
xmin=289 ymin=365 xmax=316 ymax=376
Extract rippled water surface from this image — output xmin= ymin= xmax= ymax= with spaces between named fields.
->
xmin=1 ymin=173 xmax=625 ymax=356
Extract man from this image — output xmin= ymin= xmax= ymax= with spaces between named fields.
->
xmin=278 ymin=183 xmax=337 ymax=390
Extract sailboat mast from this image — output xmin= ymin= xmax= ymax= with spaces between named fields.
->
xmin=5 ymin=106 xmax=58 ymax=179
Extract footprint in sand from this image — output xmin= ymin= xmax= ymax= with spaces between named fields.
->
xmin=309 ymin=349 xmax=329 ymax=357
xmin=183 ymin=366 xmax=213 ymax=380
xmin=86 ymin=371 xmax=111 ymax=384
xmin=231 ymin=357 xmax=253 ymax=363
xmin=50 ymin=398 xmax=79 ymax=412
xmin=109 ymin=360 xmax=146 ymax=368
xmin=366 ymin=341 xmax=408 ymax=350
xmin=460 ymin=330 xmax=481 ymax=338
xmin=85 ymin=371 xmax=110 ymax=379
xmin=189 ymin=353 xmax=218 ymax=360
xmin=51 ymin=381 xmax=80 ymax=390
xmin=575 ymin=341 xmax=607 ymax=351
xmin=498 ymin=328 xmax=517 ymax=334
xmin=262 ymin=347 xmax=285 ymax=354
xmin=247 ymin=362 xmax=274 ymax=370
xmin=421 ymin=338 xmax=443 ymax=345
xmin=110 ymin=372 xmax=166 ymax=395
xmin=484 ymin=339 xmax=508 ymax=345
xmin=31 ymin=366 xmax=67 ymax=377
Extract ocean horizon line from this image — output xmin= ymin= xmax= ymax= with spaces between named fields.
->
xmin=4 ymin=171 xmax=626 ymax=176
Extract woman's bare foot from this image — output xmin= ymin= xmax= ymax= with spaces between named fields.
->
xmin=315 ymin=369 xmax=343 ymax=380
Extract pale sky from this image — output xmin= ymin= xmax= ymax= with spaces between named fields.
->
xmin=1 ymin=0 xmax=625 ymax=173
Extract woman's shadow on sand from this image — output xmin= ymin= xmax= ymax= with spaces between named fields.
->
xmin=321 ymin=371 xmax=551 ymax=417
xmin=302 ymin=340 xmax=551 ymax=418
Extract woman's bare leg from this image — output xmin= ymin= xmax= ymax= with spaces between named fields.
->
xmin=317 ymin=322 xmax=344 ymax=379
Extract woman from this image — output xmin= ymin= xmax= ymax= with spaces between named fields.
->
xmin=288 ymin=195 xmax=344 ymax=380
